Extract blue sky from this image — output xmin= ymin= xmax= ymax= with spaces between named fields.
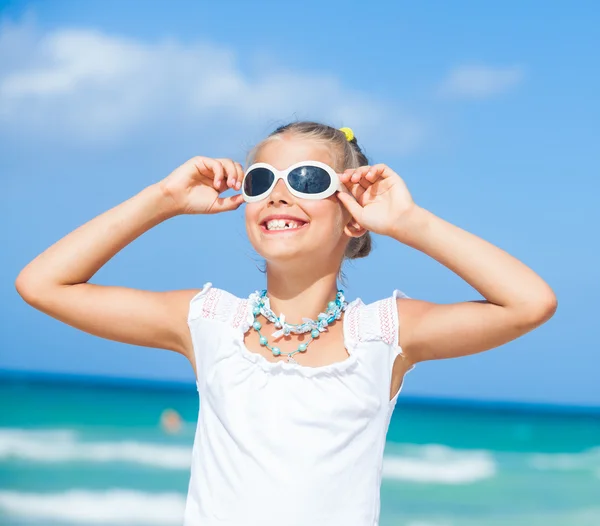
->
xmin=1 ymin=1 xmax=598 ymax=406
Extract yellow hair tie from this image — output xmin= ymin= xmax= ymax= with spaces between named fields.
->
xmin=339 ymin=127 xmax=354 ymax=142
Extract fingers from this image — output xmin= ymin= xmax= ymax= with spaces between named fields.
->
xmin=211 ymin=193 xmax=245 ymax=213
xmin=192 ymin=157 xmax=241 ymax=192
xmin=188 ymin=156 xmax=245 ymax=193
xmin=339 ymin=175 xmax=367 ymax=200
xmin=215 ymin=158 xmax=244 ymax=192
xmin=336 ymin=191 xmax=363 ymax=220
xmin=339 ymin=164 xmax=391 ymax=187
xmin=189 ymin=157 xmax=224 ymax=191
xmin=235 ymin=162 xmax=245 ymax=190
xmin=210 ymin=158 xmax=229 ymax=190
xmin=338 ymin=163 xmax=397 ymax=203
xmin=190 ymin=156 xmax=222 ymax=189
xmin=350 ymin=182 xmax=367 ymax=200
xmin=365 ymin=164 xmax=389 ymax=182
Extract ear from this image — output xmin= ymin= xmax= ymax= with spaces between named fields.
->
xmin=338 ymin=190 xmax=367 ymax=238
xmin=337 ymin=186 xmax=367 ymax=238
xmin=343 ymin=218 xmax=367 ymax=239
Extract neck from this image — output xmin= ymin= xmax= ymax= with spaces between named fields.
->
xmin=264 ymin=261 xmax=341 ymax=323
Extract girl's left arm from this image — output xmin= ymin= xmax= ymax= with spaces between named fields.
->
xmin=337 ymin=164 xmax=558 ymax=366
xmin=391 ymin=205 xmax=557 ymax=365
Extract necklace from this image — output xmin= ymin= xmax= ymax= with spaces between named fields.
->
xmin=247 ymin=288 xmax=347 ymax=364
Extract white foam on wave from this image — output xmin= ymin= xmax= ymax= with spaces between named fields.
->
xmin=2 ymin=489 xmax=600 ymax=526
xmin=528 ymin=446 xmax=600 ymax=478
xmin=407 ymin=508 xmax=600 ymax=526
xmin=1 ymin=428 xmax=496 ymax=483
xmin=0 ymin=428 xmax=191 ymax=469
xmin=382 ymin=443 xmax=496 ymax=484
xmin=0 ymin=489 xmax=185 ymax=524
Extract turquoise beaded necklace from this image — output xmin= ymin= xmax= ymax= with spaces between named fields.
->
xmin=248 ymin=288 xmax=348 ymax=364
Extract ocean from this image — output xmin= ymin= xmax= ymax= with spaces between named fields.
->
xmin=1 ymin=377 xmax=599 ymax=526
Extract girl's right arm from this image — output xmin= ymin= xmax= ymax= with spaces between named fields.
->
xmin=14 ymin=156 xmax=245 ymax=376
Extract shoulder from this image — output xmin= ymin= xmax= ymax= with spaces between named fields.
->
xmin=345 ymin=289 xmax=411 ymax=345
xmin=188 ymin=283 xmax=248 ymax=328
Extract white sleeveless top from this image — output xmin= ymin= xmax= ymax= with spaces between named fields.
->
xmin=184 ymin=283 xmax=415 ymax=526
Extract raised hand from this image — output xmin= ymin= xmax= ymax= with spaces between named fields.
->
xmin=337 ymin=164 xmax=417 ymax=239
xmin=158 ymin=156 xmax=245 ymax=215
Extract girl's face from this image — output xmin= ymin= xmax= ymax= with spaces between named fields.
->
xmin=244 ymin=136 xmax=357 ymax=266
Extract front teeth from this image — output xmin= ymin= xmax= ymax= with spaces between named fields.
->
xmin=266 ymin=219 xmax=303 ymax=231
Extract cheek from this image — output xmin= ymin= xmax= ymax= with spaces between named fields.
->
xmin=305 ymin=200 xmax=345 ymax=232
xmin=244 ymin=204 xmax=260 ymax=242
xmin=244 ymin=203 xmax=261 ymax=224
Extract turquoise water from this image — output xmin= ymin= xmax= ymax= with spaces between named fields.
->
xmin=1 ymin=378 xmax=599 ymax=525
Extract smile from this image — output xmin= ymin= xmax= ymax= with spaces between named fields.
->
xmin=260 ymin=217 xmax=309 ymax=233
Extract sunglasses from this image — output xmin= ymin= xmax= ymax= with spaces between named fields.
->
xmin=242 ymin=160 xmax=346 ymax=203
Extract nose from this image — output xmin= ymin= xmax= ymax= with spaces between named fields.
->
xmin=268 ymin=179 xmax=292 ymax=205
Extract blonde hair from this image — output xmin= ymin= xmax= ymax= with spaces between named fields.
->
xmin=246 ymin=120 xmax=372 ymax=260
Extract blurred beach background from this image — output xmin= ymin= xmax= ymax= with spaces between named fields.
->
xmin=1 ymin=0 xmax=598 ymax=525
xmin=2 ymin=374 xmax=599 ymax=525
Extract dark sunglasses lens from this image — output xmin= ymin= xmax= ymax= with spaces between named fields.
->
xmin=244 ymin=168 xmax=275 ymax=196
xmin=288 ymin=166 xmax=332 ymax=194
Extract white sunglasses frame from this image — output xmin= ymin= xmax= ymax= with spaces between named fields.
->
xmin=242 ymin=160 xmax=346 ymax=203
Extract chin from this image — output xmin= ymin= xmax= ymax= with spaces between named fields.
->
xmin=251 ymin=233 xmax=311 ymax=264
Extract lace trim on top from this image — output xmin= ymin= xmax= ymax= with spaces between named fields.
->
xmin=189 ymin=283 xmax=413 ymax=378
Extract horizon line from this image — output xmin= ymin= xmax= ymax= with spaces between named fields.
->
xmin=2 ymin=367 xmax=599 ymax=417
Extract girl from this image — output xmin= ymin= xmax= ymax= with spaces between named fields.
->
xmin=15 ymin=121 xmax=557 ymax=525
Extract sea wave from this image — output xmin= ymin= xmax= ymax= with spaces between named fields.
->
xmin=528 ymin=446 xmax=600 ymax=478
xmin=0 ymin=428 xmax=191 ymax=469
xmin=3 ymin=490 xmax=600 ymax=526
xmin=406 ymin=508 xmax=600 ymax=526
xmin=382 ymin=443 xmax=497 ymax=484
xmin=0 ymin=428 xmax=497 ymax=483
xmin=0 ymin=489 xmax=184 ymax=524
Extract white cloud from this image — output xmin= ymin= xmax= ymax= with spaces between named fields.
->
xmin=438 ymin=65 xmax=524 ymax=99
xmin=0 ymin=16 xmax=425 ymax=154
